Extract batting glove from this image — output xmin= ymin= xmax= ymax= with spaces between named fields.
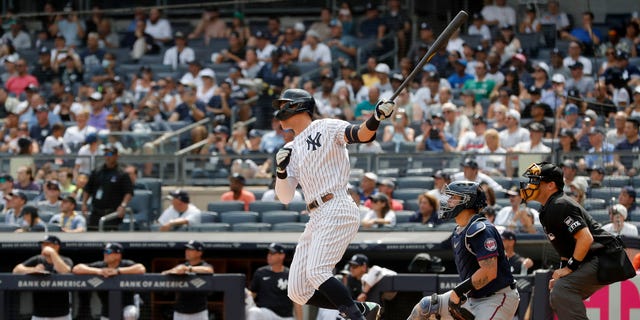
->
xmin=275 ymin=147 xmax=292 ymax=179
xmin=448 ymin=294 xmax=474 ymax=320
xmin=374 ymin=99 xmax=395 ymax=121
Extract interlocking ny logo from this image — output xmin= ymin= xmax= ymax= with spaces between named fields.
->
xmin=306 ymin=132 xmax=322 ymax=151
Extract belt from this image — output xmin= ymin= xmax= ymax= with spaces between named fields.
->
xmin=479 ymin=282 xmax=517 ymax=298
xmin=307 ymin=193 xmax=334 ymax=211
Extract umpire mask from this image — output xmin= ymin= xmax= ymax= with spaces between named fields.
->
xmin=520 ymin=162 xmax=563 ymax=202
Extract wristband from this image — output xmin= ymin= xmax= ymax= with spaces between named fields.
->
xmin=117 ymin=268 xmax=121 ymax=275
xmin=188 ymin=266 xmax=193 ymax=272
xmin=365 ymin=116 xmax=380 ymax=131
xmin=567 ymin=257 xmax=582 ymax=271
xmin=453 ymin=278 xmax=474 ymax=297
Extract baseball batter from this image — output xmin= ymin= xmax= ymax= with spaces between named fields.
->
xmin=274 ymin=88 xmax=394 ymax=320
xmin=406 ymin=181 xmax=519 ymax=320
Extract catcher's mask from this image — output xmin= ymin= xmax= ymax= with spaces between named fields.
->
xmin=438 ymin=181 xmax=485 ymax=220
xmin=520 ymin=162 xmax=563 ymax=202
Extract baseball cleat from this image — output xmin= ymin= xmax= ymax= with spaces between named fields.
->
xmin=362 ymin=301 xmax=381 ymax=320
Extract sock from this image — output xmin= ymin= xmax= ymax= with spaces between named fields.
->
xmin=317 ymin=278 xmax=363 ymax=320
xmin=306 ymin=290 xmax=337 ymax=309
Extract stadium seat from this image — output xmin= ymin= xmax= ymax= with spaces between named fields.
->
xmin=189 ymin=223 xmax=231 ymax=232
xmin=589 ymin=210 xmax=610 ymax=224
xmin=460 ymin=34 xmax=483 ymax=49
xmin=590 ymin=188 xmax=621 ymax=201
xmin=219 ymin=211 xmax=259 ymax=224
xmin=249 ymin=201 xmax=286 ymax=214
xmin=128 ymin=190 xmax=153 ymax=229
xmin=397 ymin=177 xmax=434 ymax=190
xmin=22 ymin=190 xmax=41 ymax=202
xmin=200 ymin=211 xmax=219 ymax=223
xmin=46 ymin=223 xmax=62 ymax=232
xmin=601 ymin=176 xmax=631 ymax=188
xmin=271 ymin=222 xmax=307 ymax=232
xmin=231 ymin=222 xmax=272 ymax=232
xmin=207 ymin=201 xmax=245 ymax=213
xmin=287 ymin=201 xmax=308 ymax=213
xmin=403 ymin=200 xmax=419 ymax=212
xmin=517 ymin=33 xmax=540 ymax=56
xmin=0 ymin=224 xmax=20 ymax=232
xmin=434 ymin=223 xmax=457 ymax=231
xmin=405 ymin=223 xmax=437 ymax=231
xmin=406 ymin=168 xmax=434 ymax=177
xmin=38 ymin=212 xmax=54 ymax=224
xmin=492 ymin=177 xmax=513 ymax=190
xmin=299 ymin=213 xmax=310 ymax=223
xmin=260 ymin=211 xmax=299 ymax=224
xmin=395 ymin=210 xmax=415 ymax=223
xmin=393 ymin=188 xmax=428 ymax=202
xmin=247 ymin=189 xmax=267 ymax=200
xmin=137 ymin=178 xmax=162 ymax=221
xmin=398 ymin=141 xmax=418 ymax=153
xmin=584 ymin=198 xmax=606 ymax=210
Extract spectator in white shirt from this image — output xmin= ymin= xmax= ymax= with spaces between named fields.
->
xmin=298 ymin=30 xmax=332 ymax=66
xmin=499 ymin=109 xmax=530 ymax=151
xmin=476 ymin=128 xmax=507 ymax=176
xmin=563 ymin=41 xmax=593 ymax=75
xmin=162 ymin=31 xmax=195 ymax=70
xmin=451 ymin=158 xmax=506 ymax=193
xmin=63 ymin=108 xmax=97 ymax=151
xmin=145 ymin=7 xmax=172 ymax=45
xmin=602 ymin=204 xmax=638 ymax=237
xmin=157 ymin=190 xmax=202 ymax=231
xmin=512 ymin=122 xmax=551 ymax=153
xmin=539 ymin=0 xmax=571 ymax=32
xmin=1 ymin=19 xmax=31 ymax=50
xmin=481 ymin=0 xmax=516 ymax=27
xmin=468 ymin=13 xmax=492 ymax=42
xmin=254 ymin=31 xmax=276 ymax=63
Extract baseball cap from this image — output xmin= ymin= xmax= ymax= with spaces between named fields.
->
xmin=551 ymin=47 xmax=564 ymax=56
xmin=365 ymin=2 xmax=377 ymax=10
xmin=89 ymin=92 xmax=103 ymax=101
xmin=329 ymin=19 xmax=342 ymax=28
xmin=527 ymin=85 xmax=541 ymax=95
xmin=585 ymin=109 xmax=598 ymax=120
xmin=168 ymin=189 xmax=190 ymax=203
xmin=473 ymin=115 xmax=486 ymax=124
xmin=419 ymin=22 xmax=432 ymax=30
xmin=501 ymin=230 xmax=517 ymax=241
xmin=39 ymin=47 xmax=50 ymax=55
xmin=533 ymin=62 xmax=550 ymax=77
xmin=455 ymin=59 xmax=467 ymax=67
xmin=564 ymin=104 xmax=579 ymax=115
xmin=199 ymin=68 xmax=216 ymax=79
xmin=391 ymin=73 xmax=404 ymax=82
xmin=528 ymin=122 xmax=546 ymax=132
xmin=588 ymin=127 xmax=606 ymax=136
xmin=363 ymin=172 xmax=378 ymax=182
xmin=622 ymin=186 xmax=637 ymax=199
xmin=306 ymin=29 xmax=321 ymax=39
xmin=586 ymin=166 xmax=605 ymax=175
xmin=35 ymin=104 xmax=49 ymax=113
xmin=102 ymin=145 xmax=119 ymax=155
xmin=85 ymin=133 xmax=98 ymax=144
xmin=248 ymin=129 xmax=261 ymax=139
xmin=551 ymin=73 xmax=565 ymax=83
xmin=61 ymin=195 xmax=77 ymax=206
xmin=4 ymin=189 xmax=27 ymax=202
xmin=570 ymin=178 xmax=588 ymax=194
xmin=472 ymin=12 xmax=483 ymax=20
xmin=567 ymin=88 xmax=581 ymax=99
xmin=461 ymin=158 xmax=479 ymax=169
xmin=374 ymin=63 xmax=390 ymax=74
xmin=230 ymin=173 xmax=246 ymax=184
xmin=104 ymin=242 xmax=124 ymax=254
xmin=213 ymin=125 xmax=229 ymax=135
xmin=442 ymin=102 xmax=457 ymax=112
xmin=528 ymin=162 xmax=564 ymax=185
xmin=512 ymin=53 xmax=526 ymax=63
xmin=254 ymin=30 xmax=266 ymax=39
xmin=377 ymin=178 xmax=395 ymax=188
xmin=39 ymin=235 xmax=61 ymax=246
xmin=615 ymin=50 xmax=629 ymax=60
xmin=432 ymin=170 xmax=450 ymax=180
xmin=46 ymin=180 xmax=61 ymax=190
xmin=560 ymin=159 xmax=578 ymax=170
xmin=506 ymin=109 xmax=521 ymax=122
xmin=506 ymin=186 xmax=520 ymax=197
xmin=634 ymin=86 xmax=640 ymax=95
xmin=368 ymin=192 xmax=390 ymax=203
xmin=0 ymin=173 xmax=13 ymax=183
xmin=348 ymin=253 xmax=369 ymax=266
xmin=268 ymin=242 xmax=285 ymax=253
xmin=569 ymin=61 xmax=584 ymax=69
xmin=500 ymin=23 xmax=513 ymax=30
xmin=185 ymin=240 xmax=204 ymax=251
xmin=174 ymin=31 xmax=186 ymax=39
xmin=610 ymin=204 xmax=628 ymax=219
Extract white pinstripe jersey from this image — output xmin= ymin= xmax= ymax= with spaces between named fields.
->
xmin=286 ymin=119 xmax=351 ymax=202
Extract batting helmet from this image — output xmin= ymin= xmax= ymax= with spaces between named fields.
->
xmin=438 ymin=181 xmax=486 ymax=220
xmin=272 ymin=89 xmax=315 ymax=120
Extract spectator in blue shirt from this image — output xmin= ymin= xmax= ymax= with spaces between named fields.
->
xmin=409 ymin=192 xmax=440 ymax=225
xmin=561 ymin=11 xmax=602 ymax=55
xmin=358 ymin=2 xmax=384 ymax=39
xmin=614 ymin=118 xmax=640 ymax=176
xmin=583 ymin=127 xmax=615 ymax=169
xmin=447 ymin=59 xmax=473 ymax=89
xmin=169 ymin=87 xmax=206 ymax=124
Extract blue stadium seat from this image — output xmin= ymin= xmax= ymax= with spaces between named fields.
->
xmin=220 ymin=211 xmax=259 ymax=224
xmin=190 ymin=223 xmax=231 ymax=232
xmin=589 ymin=210 xmax=610 ymax=224
xmin=403 ymin=200 xmax=419 ymax=212
xmin=584 ymin=198 xmax=606 ymax=210
xmin=271 ymin=222 xmax=307 ymax=232
xmin=127 ymin=190 xmax=153 ymax=230
xmin=602 ymin=176 xmax=631 ymax=188
xmin=260 ymin=210 xmax=299 ymax=224
xmin=299 ymin=213 xmax=310 ymax=223
xmin=590 ymin=188 xmax=621 ymax=201
xmin=460 ymin=34 xmax=483 ymax=49
xmin=397 ymin=177 xmax=434 ymax=190
xmin=404 ymin=223 xmax=437 ymax=231
xmin=231 ymin=222 xmax=272 ymax=232
xmin=249 ymin=201 xmax=285 ymax=213
xmin=0 ymin=224 xmax=20 ymax=232
xmin=200 ymin=211 xmax=219 ymax=223
xmin=393 ymin=188 xmax=428 ymax=202
xmin=287 ymin=201 xmax=308 ymax=213
xmin=208 ymin=201 xmax=245 ymax=213
xmin=137 ymin=178 xmax=162 ymax=221
xmin=46 ymin=223 xmax=62 ymax=232
xmin=395 ymin=210 xmax=415 ymax=223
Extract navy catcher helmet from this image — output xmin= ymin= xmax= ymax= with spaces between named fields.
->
xmin=272 ymin=88 xmax=316 ymax=120
xmin=438 ymin=181 xmax=486 ymax=220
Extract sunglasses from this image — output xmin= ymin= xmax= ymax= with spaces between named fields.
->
xmin=103 ymin=249 xmax=116 ymax=254
xmin=104 ymin=152 xmax=115 ymax=156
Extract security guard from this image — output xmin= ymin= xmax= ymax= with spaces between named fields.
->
xmin=520 ymin=161 xmax=621 ymax=319
xmin=82 ymin=145 xmax=133 ymax=230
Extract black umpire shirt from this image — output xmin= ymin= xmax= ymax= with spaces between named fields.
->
xmin=250 ymin=265 xmax=293 ymax=318
xmin=21 ymin=255 xmax=74 ymax=317
xmin=85 ymin=164 xmax=133 ymax=212
xmin=539 ymin=191 xmax=610 ymax=259
xmin=174 ymin=261 xmax=213 ymax=314
xmin=88 ymin=260 xmax=138 ymax=317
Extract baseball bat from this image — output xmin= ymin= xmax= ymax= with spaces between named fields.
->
xmin=389 ymin=10 xmax=469 ymax=101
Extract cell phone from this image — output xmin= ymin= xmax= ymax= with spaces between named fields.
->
xmin=430 ymin=128 xmax=440 ymax=139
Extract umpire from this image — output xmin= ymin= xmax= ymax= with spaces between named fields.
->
xmin=82 ymin=145 xmax=133 ymax=230
xmin=520 ymin=161 xmax=632 ymax=319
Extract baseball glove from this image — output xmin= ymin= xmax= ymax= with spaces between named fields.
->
xmin=448 ymin=295 xmax=475 ymax=320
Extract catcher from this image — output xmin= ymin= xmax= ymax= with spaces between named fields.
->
xmin=406 ymin=181 xmax=519 ymax=320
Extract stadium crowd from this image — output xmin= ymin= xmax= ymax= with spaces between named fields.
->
xmin=0 ymin=1 xmax=640 ymax=233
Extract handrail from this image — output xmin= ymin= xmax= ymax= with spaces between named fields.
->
xmin=149 ymin=117 xmax=211 ymax=147
xmin=174 ymin=139 xmax=209 ymax=156
xmin=98 ymin=209 xmax=135 ymax=232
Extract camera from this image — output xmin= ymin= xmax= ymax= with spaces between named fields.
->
xmin=429 ymin=128 xmax=440 ymax=140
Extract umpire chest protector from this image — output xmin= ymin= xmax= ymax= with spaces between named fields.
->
xmin=452 ymin=214 xmax=514 ymax=298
